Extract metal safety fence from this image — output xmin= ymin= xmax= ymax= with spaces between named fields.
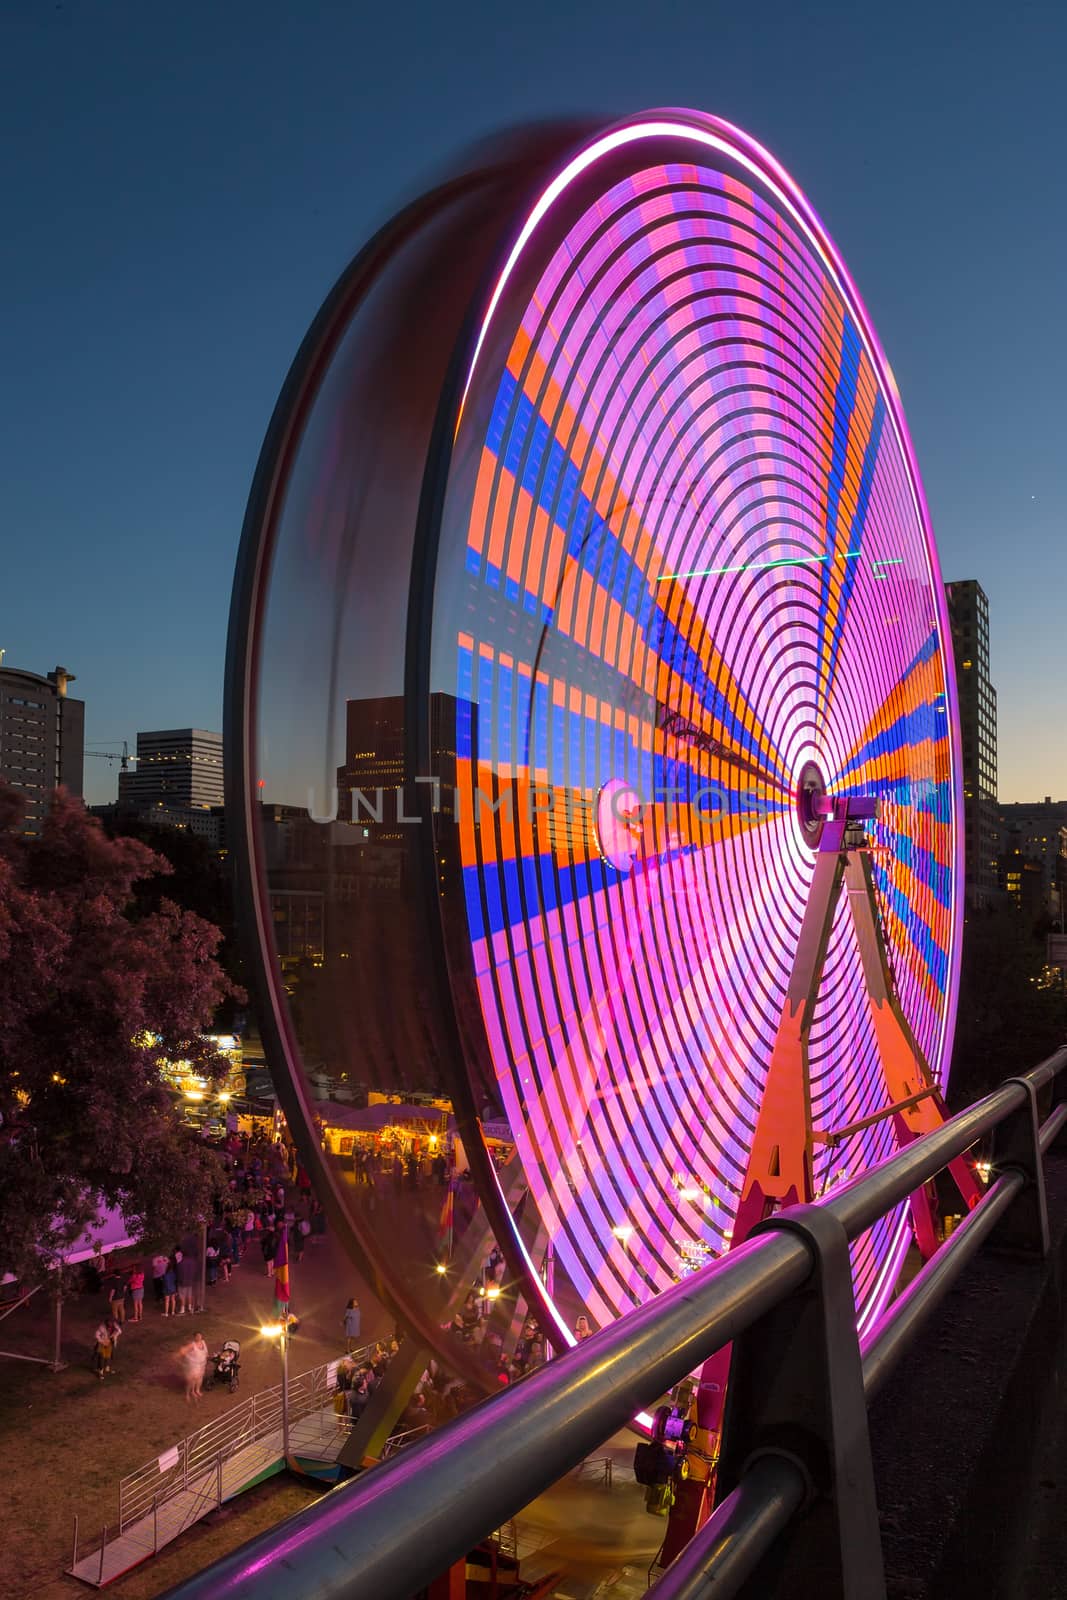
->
xmin=71 ymin=1343 xmax=378 ymax=1573
xmin=162 ymin=1044 xmax=1067 ymax=1600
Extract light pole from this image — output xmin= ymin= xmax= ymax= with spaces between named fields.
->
xmin=261 ymin=1321 xmax=291 ymax=1460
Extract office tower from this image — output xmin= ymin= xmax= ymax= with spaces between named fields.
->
xmin=997 ymin=797 xmax=1067 ymax=914
xmin=0 ymin=662 xmax=84 ymax=835
xmin=945 ymin=581 xmax=998 ymax=907
xmin=118 ymin=728 xmax=224 ymax=812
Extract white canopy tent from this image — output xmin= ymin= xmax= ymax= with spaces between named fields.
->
xmin=0 ymin=1203 xmax=139 ymax=1371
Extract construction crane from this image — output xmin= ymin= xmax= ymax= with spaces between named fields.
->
xmin=84 ymin=741 xmax=136 ymax=769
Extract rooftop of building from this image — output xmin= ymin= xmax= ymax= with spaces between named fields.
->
xmin=134 ymin=728 xmax=222 ymax=740
xmin=0 ymin=663 xmax=80 ymax=693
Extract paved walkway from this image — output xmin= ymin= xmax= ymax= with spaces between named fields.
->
xmin=510 ymin=1432 xmax=663 ymax=1600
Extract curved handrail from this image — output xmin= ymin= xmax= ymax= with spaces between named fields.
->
xmin=161 ymin=1045 xmax=1067 ymax=1600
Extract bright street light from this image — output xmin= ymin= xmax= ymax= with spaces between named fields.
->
xmin=260 ymin=1321 xmax=290 ymax=1456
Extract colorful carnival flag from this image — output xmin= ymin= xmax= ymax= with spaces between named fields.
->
xmin=436 ymin=1185 xmax=454 ymax=1244
xmin=273 ymin=1223 xmax=291 ymax=1303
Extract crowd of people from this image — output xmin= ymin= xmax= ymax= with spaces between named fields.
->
xmin=437 ymin=1241 xmax=596 ymax=1387
xmin=332 ymin=1336 xmax=481 ymax=1435
xmin=341 ymin=1134 xmax=450 ymax=1191
xmin=85 ymin=1128 xmax=603 ymax=1442
xmin=85 ymin=1132 xmax=318 ymax=1393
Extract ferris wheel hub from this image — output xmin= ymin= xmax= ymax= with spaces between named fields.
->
xmin=796 ymin=761 xmax=829 ymax=848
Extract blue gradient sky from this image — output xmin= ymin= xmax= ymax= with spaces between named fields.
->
xmin=2 ymin=0 xmax=1063 ymax=805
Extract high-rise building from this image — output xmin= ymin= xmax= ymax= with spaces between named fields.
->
xmin=945 ymin=581 xmax=998 ymax=907
xmin=118 ymin=728 xmax=224 ymax=812
xmin=997 ymin=798 xmax=1067 ymax=914
xmin=998 ymin=844 xmax=1046 ymax=919
xmin=0 ymin=662 xmax=84 ymax=835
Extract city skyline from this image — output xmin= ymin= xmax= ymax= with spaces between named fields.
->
xmin=2 ymin=1 xmax=1064 ymax=807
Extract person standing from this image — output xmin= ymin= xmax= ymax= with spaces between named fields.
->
xmin=103 ymin=1268 xmax=126 ymax=1325
xmin=127 ymin=1265 xmax=145 ymax=1323
xmin=162 ymin=1257 xmax=178 ymax=1317
xmin=343 ymin=1297 xmax=362 ymax=1353
xmin=176 ymin=1247 xmax=197 ymax=1315
xmin=151 ymin=1251 xmax=169 ymax=1307
xmin=209 ymin=1226 xmax=232 ymax=1283
xmin=261 ymin=1227 xmax=278 ymax=1277
xmin=93 ymin=1320 xmax=117 ymax=1379
xmin=178 ymin=1332 xmax=208 ymax=1402
xmin=105 ymin=1315 xmax=123 ymax=1366
xmin=86 ymin=1248 xmax=105 ymax=1296
xmin=294 ymin=1214 xmax=311 ymax=1264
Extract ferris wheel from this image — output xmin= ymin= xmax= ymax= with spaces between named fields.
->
xmin=227 ymin=109 xmax=973 ymax=1396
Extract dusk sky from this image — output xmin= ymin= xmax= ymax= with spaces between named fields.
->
xmin=2 ymin=0 xmax=1063 ymax=806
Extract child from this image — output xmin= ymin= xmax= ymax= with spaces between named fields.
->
xmin=93 ymin=1318 xmax=120 ymax=1378
xmin=127 ymin=1264 xmax=145 ymax=1323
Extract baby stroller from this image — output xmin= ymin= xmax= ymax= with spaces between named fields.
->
xmin=206 ymin=1339 xmax=241 ymax=1392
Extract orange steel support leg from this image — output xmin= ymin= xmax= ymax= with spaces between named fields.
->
xmin=844 ymin=848 xmax=982 ymax=1218
xmin=659 ymin=817 xmax=850 ymax=1563
xmin=661 ymin=807 xmax=978 ymax=1561
xmin=427 ymin=1559 xmax=466 ymax=1600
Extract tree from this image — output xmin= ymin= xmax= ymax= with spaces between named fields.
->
xmin=0 ymin=782 xmax=244 ymax=1283
xmin=98 ymin=810 xmax=246 ymax=1019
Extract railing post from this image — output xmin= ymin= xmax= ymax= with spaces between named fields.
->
xmin=71 ymin=1514 xmax=79 ymax=1570
xmin=989 ymin=1078 xmax=1050 ymax=1256
xmin=98 ymin=1525 xmax=107 ymax=1586
xmin=715 ymin=1203 xmax=885 ymax=1600
xmin=1048 ymin=1047 xmax=1067 ymax=1115
xmin=154 ymin=1497 xmax=159 ymax=1554
xmin=217 ymin=1451 xmax=223 ymax=1507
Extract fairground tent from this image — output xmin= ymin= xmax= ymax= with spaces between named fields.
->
xmin=1 ymin=1203 xmax=139 ymax=1370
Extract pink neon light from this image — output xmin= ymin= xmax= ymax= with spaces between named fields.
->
xmin=445 ymin=109 xmax=961 ymax=1342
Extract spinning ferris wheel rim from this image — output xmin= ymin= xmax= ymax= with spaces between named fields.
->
xmin=226 ymin=108 xmax=965 ymax=1373
xmin=429 ymin=110 xmax=964 ymax=1339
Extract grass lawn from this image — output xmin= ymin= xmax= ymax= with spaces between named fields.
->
xmin=0 ymin=1225 xmax=394 ymax=1599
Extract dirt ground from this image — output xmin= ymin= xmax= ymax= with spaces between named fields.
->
xmin=0 ymin=1222 xmax=395 ymax=1600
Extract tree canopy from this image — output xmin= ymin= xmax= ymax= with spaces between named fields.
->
xmin=0 ymin=782 xmax=244 ymax=1282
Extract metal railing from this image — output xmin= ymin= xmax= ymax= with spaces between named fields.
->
xmin=71 ymin=1345 xmax=380 ymax=1570
xmin=380 ymin=1423 xmax=432 ymax=1459
xmin=116 ymin=1343 xmax=385 ymax=1534
xmin=163 ymin=1046 xmax=1067 ymax=1600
